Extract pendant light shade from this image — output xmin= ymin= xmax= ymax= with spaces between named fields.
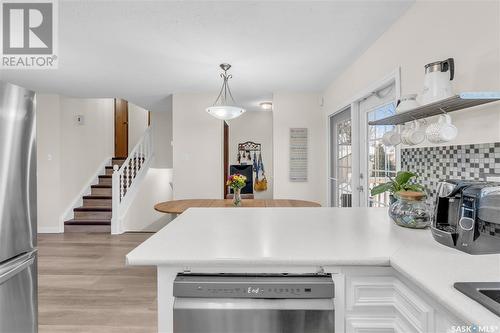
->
xmin=206 ymin=64 xmax=246 ymax=120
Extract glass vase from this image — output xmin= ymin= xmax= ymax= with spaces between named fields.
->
xmin=233 ymin=188 xmax=242 ymax=207
xmin=389 ymin=191 xmax=430 ymax=229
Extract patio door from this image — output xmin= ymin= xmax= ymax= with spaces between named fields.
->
xmin=328 ymin=74 xmax=400 ymax=208
xmin=359 ymin=84 xmax=399 ymax=207
xmin=329 ymin=107 xmax=353 ymax=207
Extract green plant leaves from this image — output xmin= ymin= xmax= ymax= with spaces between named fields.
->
xmin=395 ymin=171 xmax=416 ymax=186
xmin=370 ymin=171 xmax=426 ymax=197
xmin=403 ymin=183 xmax=426 ymax=192
xmin=371 ymin=182 xmax=395 ymax=196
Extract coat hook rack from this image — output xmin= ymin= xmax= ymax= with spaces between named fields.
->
xmin=237 ymin=141 xmax=262 ymax=165
xmin=238 ymin=141 xmax=261 ymax=153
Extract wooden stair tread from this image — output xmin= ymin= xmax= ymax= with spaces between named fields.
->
xmin=64 ymin=219 xmax=110 ymax=225
xmin=82 ymin=195 xmax=112 ymax=199
xmin=69 ymin=156 xmax=143 ymax=233
xmin=74 ymin=206 xmax=112 ymax=212
xmin=91 ymin=184 xmax=112 ymax=188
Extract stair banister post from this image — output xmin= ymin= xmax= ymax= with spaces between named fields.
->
xmin=111 ymin=164 xmax=120 ymax=234
xmin=148 ymin=128 xmax=152 ymax=158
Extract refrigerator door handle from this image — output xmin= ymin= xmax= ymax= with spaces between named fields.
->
xmin=0 ymin=253 xmax=35 ymax=285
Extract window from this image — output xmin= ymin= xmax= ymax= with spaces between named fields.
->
xmin=367 ymin=102 xmax=397 ymax=207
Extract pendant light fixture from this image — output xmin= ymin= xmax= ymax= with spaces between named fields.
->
xmin=206 ymin=63 xmax=246 ymax=120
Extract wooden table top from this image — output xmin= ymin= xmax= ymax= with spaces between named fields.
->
xmin=154 ymin=199 xmax=321 ymax=214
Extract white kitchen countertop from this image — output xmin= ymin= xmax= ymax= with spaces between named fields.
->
xmin=126 ymin=207 xmax=500 ymax=326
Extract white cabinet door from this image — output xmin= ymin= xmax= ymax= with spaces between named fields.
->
xmin=345 ymin=275 xmax=433 ymax=333
xmin=342 ymin=268 xmax=462 ymax=333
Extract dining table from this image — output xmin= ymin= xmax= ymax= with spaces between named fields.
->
xmin=154 ymin=199 xmax=321 ymax=215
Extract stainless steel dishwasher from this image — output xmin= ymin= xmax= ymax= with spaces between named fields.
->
xmin=173 ymin=273 xmax=335 ymax=333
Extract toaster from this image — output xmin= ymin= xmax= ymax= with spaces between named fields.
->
xmin=431 ymin=179 xmax=500 ymax=254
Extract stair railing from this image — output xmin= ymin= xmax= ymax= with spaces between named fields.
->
xmin=111 ymin=126 xmax=153 ymax=234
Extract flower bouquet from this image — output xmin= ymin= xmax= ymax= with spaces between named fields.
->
xmin=226 ymin=174 xmax=247 ymax=206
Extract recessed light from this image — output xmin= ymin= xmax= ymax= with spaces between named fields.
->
xmin=259 ymin=102 xmax=273 ymax=110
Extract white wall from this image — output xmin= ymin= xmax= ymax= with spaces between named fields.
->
xmin=36 ymin=94 xmax=62 ymax=233
xmin=172 ymin=93 xmax=223 ymax=199
xmin=151 ymin=95 xmax=173 ymax=169
xmin=128 ymin=102 xmax=149 ymax=152
xmin=228 ymin=111 xmax=274 ymax=199
xmin=273 ymin=92 xmax=325 ymax=205
xmin=121 ymin=167 xmax=173 ymax=231
xmin=59 ymin=97 xmax=114 ymax=213
xmin=36 ymin=95 xmax=114 ymax=232
xmin=323 ymin=1 xmax=500 ymax=146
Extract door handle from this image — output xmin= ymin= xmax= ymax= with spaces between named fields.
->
xmin=123 ymin=121 xmax=128 ymax=125
xmin=0 ymin=254 xmax=35 ymax=285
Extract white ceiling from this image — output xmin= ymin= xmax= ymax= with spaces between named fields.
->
xmin=0 ymin=1 xmax=414 ymax=111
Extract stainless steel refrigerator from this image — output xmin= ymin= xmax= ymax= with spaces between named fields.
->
xmin=0 ymin=81 xmax=38 ymax=332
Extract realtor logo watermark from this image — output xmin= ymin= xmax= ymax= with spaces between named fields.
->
xmin=1 ymin=0 xmax=58 ymax=69
xmin=451 ymin=325 xmax=499 ymax=333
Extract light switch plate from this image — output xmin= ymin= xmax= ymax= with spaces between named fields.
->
xmin=75 ymin=114 xmax=85 ymax=125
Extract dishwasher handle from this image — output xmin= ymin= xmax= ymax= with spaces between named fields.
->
xmin=174 ymin=297 xmax=334 ymax=311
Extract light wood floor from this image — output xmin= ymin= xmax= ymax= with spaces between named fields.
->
xmin=37 ymin=232 xmax=157 ymax=333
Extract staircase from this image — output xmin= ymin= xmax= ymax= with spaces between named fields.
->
xmin=64 ymin=127 xmax=153 ymax=234
xmin=64 ymin=157 xmax=127 ymax=233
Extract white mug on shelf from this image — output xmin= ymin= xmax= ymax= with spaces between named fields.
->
xmin=400 ymin=124 xmax=412 ymax=146
xmin=425 ymin=114 xmax=458 ymax=143
xmin=396 ymin=94 xmax=420 ymax=114
xmin=401 ymin=120 xmax=425 ymax=146
xmin=382 ymin=129 xmax=401 ymax=147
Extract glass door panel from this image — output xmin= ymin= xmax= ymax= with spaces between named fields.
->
xmin=329 ymin=78 xmax=399 ymax=208
xmin=366 ymin=103 xmax=397 ymax=207
xmin=329 ymin=108 xmax=352 ymax=207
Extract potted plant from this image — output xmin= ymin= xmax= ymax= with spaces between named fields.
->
xmin=371 ymin=171 xmax=431 ymax=229
xmin=370 ymin=171 xmax=425 ymax=204
xmin=226 ymin=174 xmax=247 ymax=206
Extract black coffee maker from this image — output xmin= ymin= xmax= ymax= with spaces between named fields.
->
xmin=431 ymin=179 xmax=500 ymax=254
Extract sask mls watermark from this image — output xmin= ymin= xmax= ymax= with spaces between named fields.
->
xmin=1 ymin=0 xmax=58 ymax=69
xmin=451 ymin=325 xmax=499 ymax=333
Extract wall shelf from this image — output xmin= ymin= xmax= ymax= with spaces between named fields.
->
xmin=368 ymin=92 xmax=500 ymax=126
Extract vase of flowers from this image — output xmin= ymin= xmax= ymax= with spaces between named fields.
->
xmin=226 ymin=174 xmax=247 ymax=206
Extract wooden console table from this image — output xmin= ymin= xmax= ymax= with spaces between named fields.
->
xmin=154 ymin=199 xmax=321 ymax=215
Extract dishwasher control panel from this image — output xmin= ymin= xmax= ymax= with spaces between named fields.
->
xmin=173 ymin=273 xmax=334 ymax=299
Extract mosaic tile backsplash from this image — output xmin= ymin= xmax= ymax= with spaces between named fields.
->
xmin=401 ymin=142 xmax=500 ymax=206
